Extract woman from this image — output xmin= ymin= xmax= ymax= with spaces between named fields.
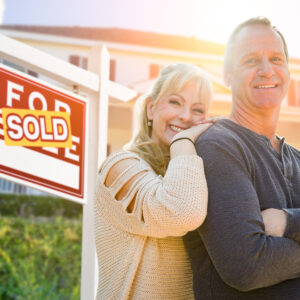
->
xmin=94 ymin=63 xmax=213 ymax=299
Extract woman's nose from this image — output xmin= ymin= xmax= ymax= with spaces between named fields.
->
xmin=179 ymin=107 xmax=192 ymax=122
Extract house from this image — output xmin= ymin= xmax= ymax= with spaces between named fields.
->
xmin=0 ymin=25 xmax=299 ymax=194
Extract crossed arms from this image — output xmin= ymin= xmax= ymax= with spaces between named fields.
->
xmin=196 ymin=137 xmax=300 ymax=291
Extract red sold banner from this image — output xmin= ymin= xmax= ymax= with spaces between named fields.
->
xmin=0 ymin=64 xmax=87 ymax=202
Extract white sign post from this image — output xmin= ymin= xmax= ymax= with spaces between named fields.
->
xmin=0 ymin=34 xmax=137 ymax=299
xmin=80 ymin=44 xmax=110 ymax=299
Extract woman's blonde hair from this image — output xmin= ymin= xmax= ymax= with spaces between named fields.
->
xmin=124 ymin=63 xmax=213 ymax=175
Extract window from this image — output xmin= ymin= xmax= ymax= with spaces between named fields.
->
xmin=149 ymin=64 xmax=160 ymax=79
xmin=3 ymin=59 xmax=25 ymax=72
xmin=0 ymin=179 xmax=13 ymax=193
xmin=69 ymin=55 xmax=88 ymax=70
xmin=287 ymin=79 xmax=300 ymax=106
xmin=110 ymin=59 xmax=116 ymax=81
xmin=13 ymin=183 xmax=26 ymax=194
xmin=107 ymin=144 xmax=111 ymax=156
xmin=2 ymin=60 xmax=39 ymax=78
xmin=82 ymin=58 xmax=88 ymax=70
xmin=69 ymin=55 xmax=80 ymax=67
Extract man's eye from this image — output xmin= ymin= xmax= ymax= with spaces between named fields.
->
xmin=245 ymin=58 xmax=257 ymax=64
xmin=271 ymin=57 xmax=282 ymax=63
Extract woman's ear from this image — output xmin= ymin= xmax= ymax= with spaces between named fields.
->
xmin=146 ymin=97 xmax=155 ymax=120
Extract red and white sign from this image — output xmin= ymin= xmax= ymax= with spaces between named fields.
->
xmin=0 ymin=64 xmax=87 ymax=203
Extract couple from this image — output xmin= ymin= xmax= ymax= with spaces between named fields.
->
xmin=95 ymin=17 xmax=300 ymax=300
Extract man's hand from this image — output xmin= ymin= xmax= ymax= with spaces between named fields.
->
xmin=261 ymin=208 xmax=287 ymax=237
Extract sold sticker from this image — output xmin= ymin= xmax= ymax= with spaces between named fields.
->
xmin=2 ymin=108 xmax=72 ymax=148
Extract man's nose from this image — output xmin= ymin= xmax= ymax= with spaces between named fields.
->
xmin=257 ymin=59 xmax=274 ymax=78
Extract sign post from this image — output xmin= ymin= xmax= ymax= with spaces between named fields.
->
xmin=79 ymin=44 xmax=110 ymax=299
xmin=0 ymin=34 xmax=137 ymax=299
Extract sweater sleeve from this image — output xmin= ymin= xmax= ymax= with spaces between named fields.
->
xmin=283 ymin=208 xmax=300 ymax=244
xmin=195 ymin=140 xmax=300 ymax=292
xmin=95 ymin=151 xmax=208 ymax=238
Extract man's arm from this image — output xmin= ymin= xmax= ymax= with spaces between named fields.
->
xmin=196 ymin=139 xmax=300 ymax=292
xmin=283 ymin=208 xmax=300 ymax=243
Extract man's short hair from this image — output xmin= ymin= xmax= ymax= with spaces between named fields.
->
xmin=223 ymin=16 xmax=289 ymax=73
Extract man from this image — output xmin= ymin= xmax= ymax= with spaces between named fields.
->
xmin=184 ymin=17 xmax=300 ymax=299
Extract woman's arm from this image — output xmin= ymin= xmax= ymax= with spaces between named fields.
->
xmin=96 ymin=123 xmax=213 ymax=238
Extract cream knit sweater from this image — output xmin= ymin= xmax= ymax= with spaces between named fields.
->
xmin=94 ymin=151 xmax=208 ymax=300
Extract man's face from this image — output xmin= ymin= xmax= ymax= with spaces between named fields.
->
xmin=225 ymin=25 xmax=290 ymax=113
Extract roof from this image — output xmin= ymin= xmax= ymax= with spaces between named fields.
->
xmin=0 ymin=25 xmax=225 ymax=55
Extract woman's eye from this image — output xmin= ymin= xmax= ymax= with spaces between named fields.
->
xmin=169 ymin=99 xmax=181 ymax=105
xmin=193 ymin=108 xmax=204 ymax=114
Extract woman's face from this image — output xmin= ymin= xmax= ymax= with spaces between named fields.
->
xmin=147 ymin=81 xmax=209 ymax=148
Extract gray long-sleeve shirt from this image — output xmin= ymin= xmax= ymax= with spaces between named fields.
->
xmin=184 ymin=119 xmax=300 ymax=300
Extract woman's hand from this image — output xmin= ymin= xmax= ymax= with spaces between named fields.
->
xmin=171 ymin=117 xmax=220 ymax=144
xmin=169 ymin=117 xmax=223 ymax=157
xmin=170 ymin=122 xmax=214 ymax=158
xmin=172 ymin=123 xmax=212 ymax=144
xmin=261 ymin=208 xmax=287 ymax=237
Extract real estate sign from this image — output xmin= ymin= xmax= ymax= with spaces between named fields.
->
xmin=0 ymin=64 xmax=87 ymax=203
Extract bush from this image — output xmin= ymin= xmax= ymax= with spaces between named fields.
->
xmin=0 ymin=195 xmax=82 ymax=300
xmin=0 ymin=194 xmax=82 ymax=218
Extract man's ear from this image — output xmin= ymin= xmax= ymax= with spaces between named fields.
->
xmin=223 ymin=70 xmax=232 ymax=88
xmin=146 ymin=97 xmax=154 ymax=120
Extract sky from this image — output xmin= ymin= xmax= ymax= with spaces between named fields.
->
xmin=1 ymin=0 xmax=300 ymax=58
